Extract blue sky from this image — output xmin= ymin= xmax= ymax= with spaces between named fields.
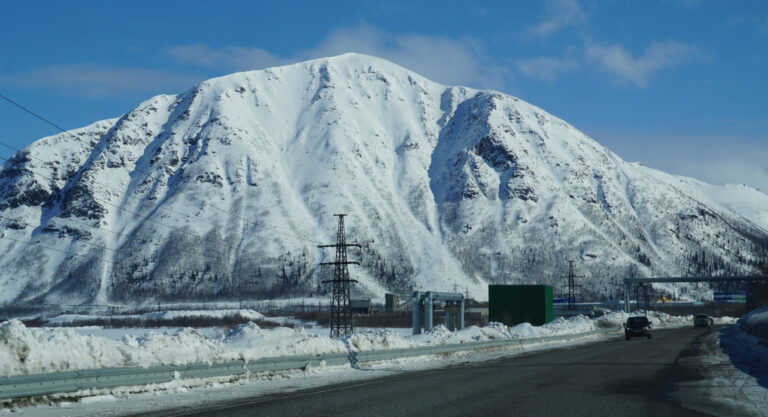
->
xmin=1 ymin=0 xmax=766 ymax=190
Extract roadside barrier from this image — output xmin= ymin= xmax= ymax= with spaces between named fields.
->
xmin=0 ymin=327 xmax=621 ymax=400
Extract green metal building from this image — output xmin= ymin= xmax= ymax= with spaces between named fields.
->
xmin=489 ymin=285 xmax=553 ymax=326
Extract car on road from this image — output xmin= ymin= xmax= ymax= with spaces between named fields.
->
xmin=624 ymin=316 xmax=652 ymax=340
xmin=693 ymin=314 xmax=714 ymax=329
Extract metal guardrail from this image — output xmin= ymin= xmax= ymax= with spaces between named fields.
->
xmin=0 ymin=353 xmax=350 ymax=401
xmin=0 ymin=327 xmax=620 ymax=401
xmin=352 ymin=327 xmax=620 ymax=363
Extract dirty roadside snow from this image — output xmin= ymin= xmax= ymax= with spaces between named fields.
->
xmin=672 ymin=306 xmax=768 ymax=417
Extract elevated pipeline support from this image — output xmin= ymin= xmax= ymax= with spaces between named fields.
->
xmin=412 ymin=291 xmax=465 ymax=335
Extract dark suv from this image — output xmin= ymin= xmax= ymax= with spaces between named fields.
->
xmin=624 ymin=316 xmax=652 ymax=340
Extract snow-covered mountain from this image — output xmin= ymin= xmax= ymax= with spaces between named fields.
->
xmin=1 ymin=53 xmax=766 ymax=305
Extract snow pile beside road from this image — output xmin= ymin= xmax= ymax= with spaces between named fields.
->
xmin=223 ymin=322 xmax=346 ymax=361
xmin=711 ymin=317 xmax=768 ymax=414
xmin=596 ymin=311 xmax=738 ymax=329
xmin=737 ymin=304 xmax=768 ymax=339
xmin=0 ymin=320 xmax=231 ymax=377
xmin=346 ymin=329 xmax=417 ymax=351
xmin=350 ymin=315 xmax=609 ymax=351
xmin=0 ymin=320 xmax=345 ymax=377
xmin=2 ymin=310 xmax=734 ymax=377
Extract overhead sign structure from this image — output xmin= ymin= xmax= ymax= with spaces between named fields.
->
xmin=622 ymin=276 xmax=767 ymax=312
xmin=713 ymin=291 xmax=746 ymax=303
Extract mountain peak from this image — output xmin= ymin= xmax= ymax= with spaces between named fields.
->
xmin=1 ymin=53 xmax=767 ymax=305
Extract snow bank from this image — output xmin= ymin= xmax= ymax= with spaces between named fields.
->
xmin=595 ymin=310 xmax=738 ymax=329
xmin=44 ymin=309 xmax=268 ymax=325
xmin=0 ymin=320 xmax=345 ymax=377
xmin=345 ymin=329 xmax=418 ymax=351
xmin=1 ymin=310 xmax=734 ymax=377
xmin=223 ymin=323 xmax=345 ymax=361
xmin=346 ymin=315 xmax=607 ymax=352
xmin=737 ymin=304 xmax=768 ymax=340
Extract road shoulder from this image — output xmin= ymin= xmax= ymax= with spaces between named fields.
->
xmin=668 ymin=327 xmax=768 ymax=417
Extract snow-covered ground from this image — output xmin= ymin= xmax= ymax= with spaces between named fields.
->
xmin=0 ymin=309 xmax=743 ymax=415
xmin=673 ymin=307 xmax=768 ymax=417
xmin=0 ymin=310 xmax=735 ymax=377
xmin=0 ymin=320 xmax=621 ymax=416
xmin=0 ymin=333 xmax=617 ymax=417
xmin=44 ymin=308 xmax=267 ymax=325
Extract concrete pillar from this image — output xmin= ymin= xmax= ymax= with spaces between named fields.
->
xmin=623 ymin=279 xmax=631 ymax=313
xmin=424 ymin=292 xmax=433 ymax=332
xmin=458 ymin=298 xmax=465 ymax=330
xmin=447 ymin=307 xmax=455 ymax=331
xmin=412 ymin=291 xmax=422 ymax=335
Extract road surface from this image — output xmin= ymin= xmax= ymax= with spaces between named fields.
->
xmin=139 ymin=327 xmax=722 ymax=417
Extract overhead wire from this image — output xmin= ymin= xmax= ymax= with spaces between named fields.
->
xmin=0 ymin=91 xmax=326 ymax=299
xmin=0 ymin=92 xmax=322 ymax=245
xmin=0 ymin=233 xmax=251 ymax=292
xmin=0 ymin=154 xmax=253 ymax=263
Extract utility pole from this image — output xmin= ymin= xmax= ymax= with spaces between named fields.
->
xmin=564 ymin=260 xmax=583 ymax=311
xmin=318 ymin=214 xmax=360 ymax=338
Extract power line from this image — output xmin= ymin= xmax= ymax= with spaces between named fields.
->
xmin=0 ymin=219 xmax=260 ymax=282
xmin=0 ymin=92 xmax=330 ymax=300
xmin=0 ymin=137 xmax=319 ymax=245
xmin=0 ymin=234 xmax=121 ymax=265
xmin=0 ymin=153 xmax=318 ymax=265
xmin=0 ymin=160 xmax=313 ymax=289
xmin=0 ymin=233 xmax=249 ymax=305
xmin=0 ymin=92 xmax=320 ymax=245
xmin=0 ymin=143 xmax=307 ymax=265
xmin=0 ymin=93 xmax=72 ymax=135
xmin=0 ymin=212 xmax=224 ymax=270
xmin=0 ymin=155 xmax=248 ymax=266
xmin=0 ymin=154 xmax=178 ymax=231
xmin=0 ymin=215 xmax=121 ymax=253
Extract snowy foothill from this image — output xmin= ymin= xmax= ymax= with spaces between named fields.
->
xmin=0 ymin=309 xmax=736 ymax=378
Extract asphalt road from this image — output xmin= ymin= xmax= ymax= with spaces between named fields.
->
xmin=141 ymin=328 xmax=719 ymax=417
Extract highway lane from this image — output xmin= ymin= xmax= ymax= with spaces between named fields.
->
xmin=139 ymin=327 xmax=721 ymax=417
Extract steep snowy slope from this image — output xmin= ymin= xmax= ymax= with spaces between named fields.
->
xmin=0 ymin=53 xmax=766 ymax=305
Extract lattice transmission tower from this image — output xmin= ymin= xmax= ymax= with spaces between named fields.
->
xmin=564 ymin=260 xmax=584 ymax=311
xmin=318 ymin=214 xmax=360 ymax=338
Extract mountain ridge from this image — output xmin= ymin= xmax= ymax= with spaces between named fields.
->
xmin=1 ymin=53 xmax=766 ymax=305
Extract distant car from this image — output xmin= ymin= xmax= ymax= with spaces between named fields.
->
xmin=624 ymin=316 xmax=652 ymax=340
xmin=693 ymin=314 xmax=714 ymax=329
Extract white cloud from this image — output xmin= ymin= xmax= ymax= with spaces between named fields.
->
xmin=0 ymin=64 xmax=201 ymax=98
xmin=516 ymin=40 xmax=698 ymax=86
xmin=1 ymin=24 xmax=510 ymax=99
xmin=516 ymin=56 xmax=580 ymax=81
xmin=528 ymin=0 xmax=588 ymax=38
xmin=590 ymin=129 xmax=768 ymax=192
xmin=165 ymin=44 xmax=291 ymax=71
xmin=297 ymin=25 xmax=507 ymax=89
xmin=726 ymin=14 xmax=768 ymax=36
xmin=584 ymin=41 xmax=698 ymax=87
xmin=166 ymin=24 xmax=509 ymax=91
